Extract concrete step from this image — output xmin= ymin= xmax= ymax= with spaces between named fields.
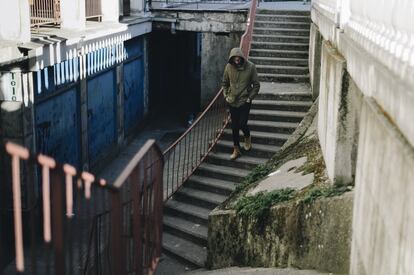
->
xmin=255 ymin=91 xmax=312 ymax=101
xmin=186 ymin=175 xmax=236 ymax=196
xmin=164 ymin=199 xmax=210 ymax=226
xmin=222 ymin=129 xmax=290 ymax=146
xmin=253 ymin=27 xmax=310 ymax=36
xmin=251 ymin=41 xmax=309 ymax=51
xmin=163 ymin=215 xmax=208 ymax=247
xmin=247 ymin=119 xmax=299 ymax=134
xmin=249 ymin=109 xmax=307 ymax=123
xmin=255 ymin=14 xmax=311 ymax=23
xmin=251 ymin=99 xmax=312 ymax=112
xmin=195 ymin=163 xmax=249 ymax=183
xmin=215 ymin=140 xmax=280 ymax=159
xmin=250 ymin=48 xmax=308 ymax=59
xmin=254 ymin=21 xmax=310 ymax=30
xmin=174 ymin=187 xmax=227 ymax=210
xmin=256 ymin=64 xmax=308 ymax=75
xmin=249 ymin=56 xmax=308 ymax=66
xmin=206 ymin=151 xmax=267 ymax=170
xmin=162 ymin=232 xmax=206 ymax=268
xmin=252 ymin=34 xmax=309 ymax=43
xmin=256 ymin=9 xmax=310 ymax=16
xmin=258 ymin=73 xmax=310 ymax=83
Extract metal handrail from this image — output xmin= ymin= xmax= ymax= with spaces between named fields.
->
xmin=4 ymin=140 xmax=163 ymax=275
xmin=162 ymin=0 xmax=258 ymax=201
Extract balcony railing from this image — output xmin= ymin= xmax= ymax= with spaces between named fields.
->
xmin=30 ymin=0 xmax=61 ymax=27
xmin=162 ymin=0 xmax=257 ymax=200
xmin=3 ymin=140 xmax=163 ymax=274
xmin=86 ymin=0 xmax=102 ymax=21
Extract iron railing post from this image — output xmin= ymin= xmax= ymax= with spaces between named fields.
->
xmin=50 ymin=169 xmax=65 ymax=275
xmin=110 ymin=192 xmax=125 ymax=275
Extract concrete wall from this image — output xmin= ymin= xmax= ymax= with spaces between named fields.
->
xmin=350 ymin=98 xmax=414 ymax=275
xmin=201 ymin=32 xmax=241 ymax=107
xmin=0 ymin=0 xmax=30 ymax=42
xmin=208 ymin=193 xmax=353 ymax=274
xmin=308 ymin=23 xmax=322 ymax=99
xmin=311 ymin=0 xmax=414 ymax=273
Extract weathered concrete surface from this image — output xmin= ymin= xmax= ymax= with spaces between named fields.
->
xmin=350 ymin=98 xmax=414 ymax=275
xmin=248 ymin=157 xmax=313 ymax=195
xmin=152 ymin=11 xmax=247 ymax=33
xmin=188 ymin=267 xmax=331 ymax=275
xmin=318 ymin=41 xmax=362 ymax=186
xmin=201 ymin=32 xmax=241 ymax=107
xmin=207 ymin=192 xmax=353 ymax=274
xmin=308 ymin=23 xmax=322 ymax=99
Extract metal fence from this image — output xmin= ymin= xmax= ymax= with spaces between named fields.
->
xmin=163 ymin=89 xmax=229 ymax=200
xmin=30 ymin=0 xmax=61 ymax=27
xmin=3 ymin=140 xmax=163 ymax=275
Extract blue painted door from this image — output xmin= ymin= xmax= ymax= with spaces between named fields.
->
xmin=35 ymin=87 xmax=81 ymax=167
xmin=87 ymin=70 xmax=117 ymax=164
xmin=124 ymin=57 xmax=144 ymax=134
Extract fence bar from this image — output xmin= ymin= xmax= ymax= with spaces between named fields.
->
xmin=50 ymin=169 xmax=65 ymax=275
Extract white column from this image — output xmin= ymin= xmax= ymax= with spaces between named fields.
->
xmin=102 ymin=0 xmax=119 ymax=22
xmin=61 ymin=0 xmax=86 ymax=30
xmin=0 ymin=0 xmax=30 ymax=42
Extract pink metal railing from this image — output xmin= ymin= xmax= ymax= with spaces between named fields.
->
xmin=162 ymin=0 xmax=258 ymax=201
xmin=30 ymin=0 xmax=61 ymax=27
xmin=4 ymin=140 xmax=163 ymax=275
xmin=86 ymin=0 xmax=102 ymax=20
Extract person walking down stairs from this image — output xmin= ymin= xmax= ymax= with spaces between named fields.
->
xmin=222 ymin=47 xmax=261 ymax=160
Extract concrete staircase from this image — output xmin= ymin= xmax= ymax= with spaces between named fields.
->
xmin=250 ymin=9 xmax=311 ymax=83
xmin=161 ymin=9 xmax=312 ymax=269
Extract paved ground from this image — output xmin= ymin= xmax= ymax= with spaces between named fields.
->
xmin=258 ymin=1 xmax=311 ymax=11
xmin=187 ymin=267 xmax=332 ymax=275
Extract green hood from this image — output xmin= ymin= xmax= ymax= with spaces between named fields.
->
xmin=228 ymin=47 xmax=246 ymax=65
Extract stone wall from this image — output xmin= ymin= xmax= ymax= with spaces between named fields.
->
xmin=208 ymin=193 xmax=353 ymax=274
xmin=201 ymin=32 xmax=241 ymax=107
xmin=311 ymin=0 xmax=414 ymax=274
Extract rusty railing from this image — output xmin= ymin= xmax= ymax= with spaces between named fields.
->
xmin=86 ymin=0 xmax=102 ymax=21
xmin=30 ymin=0 xmax=61 ymax=27
xmin=162 ymin=89 xmax=228 ymax=200
xmin=3 ymin=140 xmax=163 ymax=275
xmin=240 ymin=0 xmax=258 ymax=58
xmin=162 ymin=0 xmax=257 ymax=201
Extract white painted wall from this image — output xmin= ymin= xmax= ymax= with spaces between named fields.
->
xmin=61 ymin=0 xmax=86 ymax=30
xmin=312 ymin=0 xmax=414 ymax=273
xmin=0 ymin=0 xmax=30 ymax=42
xmin=102 ymin=0 xmax=120 ymax=22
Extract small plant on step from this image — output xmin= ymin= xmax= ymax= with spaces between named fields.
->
xmin=302 ymin=184 xmax=353 ymax=204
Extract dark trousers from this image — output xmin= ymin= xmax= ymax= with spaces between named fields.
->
xmin=229 ymin=102 xmax=251 ymax=147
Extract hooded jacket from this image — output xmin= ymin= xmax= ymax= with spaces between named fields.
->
xmin=222 ymin=47 xmax=260 ymax=107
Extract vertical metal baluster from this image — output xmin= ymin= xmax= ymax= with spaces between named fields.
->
xmin=38 ymin=154 xmax=56 ymax=243
xmin=50 ymin=169 xmax=65 ymax=275
xmin=5 ymin=143 xmax=29 ymax=273
xmin=142 ymin=158 xmax=149 ymax=267
xmin=176 ymin=142 xmax=181 ymax=188
xmin=182 ymin=135 xmax=188 ymax=187
xmin=131 ymin=166 xmax=143 ymax=275
xmin=110 ymin=191 xmax=124 ymax=275
xmin=171 ymin=149 xmax=176 ymax=192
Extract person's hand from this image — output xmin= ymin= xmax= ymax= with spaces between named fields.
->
xmin=246 ymin=98 xmax=251 ymax=103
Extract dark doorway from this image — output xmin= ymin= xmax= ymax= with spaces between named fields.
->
xmin=149 ymin=30 xmax=201 ymax=126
